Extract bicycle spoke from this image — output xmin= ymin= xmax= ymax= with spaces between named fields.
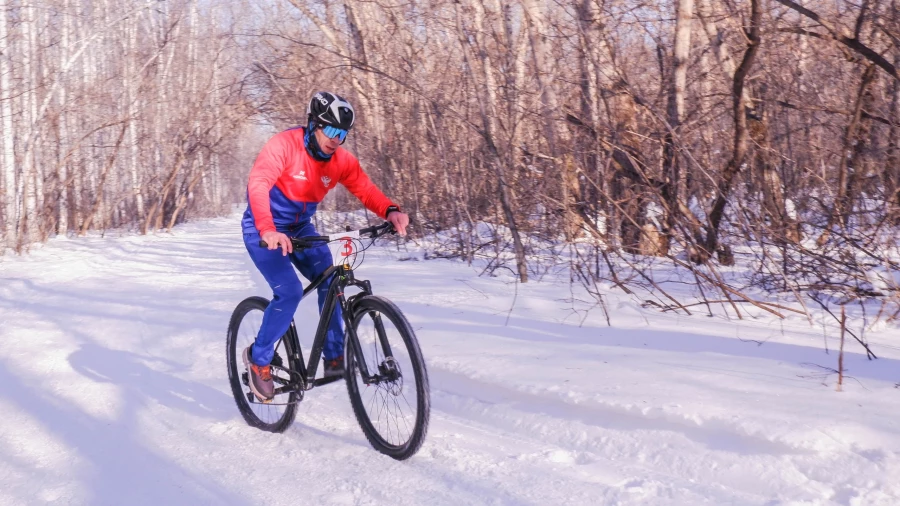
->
xmin=347 ymin=297 xmax=427 ymax=454
xmin=228 ymin=297 xmax=299 ymax=432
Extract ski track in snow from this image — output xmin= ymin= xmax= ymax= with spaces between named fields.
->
xmin=0 ymin=215 xmax=898 ymax=505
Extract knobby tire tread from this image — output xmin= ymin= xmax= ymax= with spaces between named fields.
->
xmin=226 ymin=296 xmax=300 ymax=433
xmin=345 ymin=295 xmax=430 ymax=460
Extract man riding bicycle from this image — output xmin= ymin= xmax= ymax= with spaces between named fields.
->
xmin=241 ymin=91 xmax=409 ymax=402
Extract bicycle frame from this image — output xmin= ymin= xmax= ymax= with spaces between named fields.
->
xmin=232 ymin=221 xmax=428 ymax=457
xmin=271 ymin=259 xmax=393 ymax=397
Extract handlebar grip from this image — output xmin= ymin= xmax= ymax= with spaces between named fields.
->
xmin=258 ymin=240 xmax=268 ymax=248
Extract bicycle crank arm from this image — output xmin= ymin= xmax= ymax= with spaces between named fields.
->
xmin=272 ymin=384 xmax=304 ymax=397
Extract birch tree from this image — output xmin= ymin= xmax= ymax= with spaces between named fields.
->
xmin=0 ymin=0 xmax=255 ymax=252
xmin=1 ymin=0 xmax=16 ymax=247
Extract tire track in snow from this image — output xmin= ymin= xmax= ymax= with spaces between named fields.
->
xmin=2 ymin=215 xmax=897 ymax=505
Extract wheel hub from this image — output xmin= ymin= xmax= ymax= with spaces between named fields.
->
xmin=378 ymin=356 xmax=403 ymax=395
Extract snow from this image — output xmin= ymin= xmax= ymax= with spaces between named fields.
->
xmin=0 ymin=214 xmax=898 ymax=506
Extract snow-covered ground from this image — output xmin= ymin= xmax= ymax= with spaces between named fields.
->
xmin=0 ymin=215 xmax=898 ymax=506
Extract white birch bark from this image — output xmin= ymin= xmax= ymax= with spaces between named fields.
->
xmin=104 ymin=0 xmax=116 ymax=229
xmin=19 ymin=0 xmax=37 ymax=243
xmin=9 ymin=1 xmax=154 ymax=238
xmin=58 ymin=0 xmax=73 ymax=234
xmin=126 ymin=12 xmax=144 ymax=219
xmin=211 ymin=26 xmax=222 ymax=210
xmin=155 ymin=0 xmax=181 ymax=195
xmin=487 ymin=0 xmax=527 ymax=145
xmin=521 ymin=0 xmax=563 ymax=148
xmin=0 ymin=0 xmax=16 ymax=247
xmin=343 ymin=2 xmax=386 ymax=139
xmin=575 ymin=0 xmax=605 ymax=234
xmin=188 ymin=0 xmax=198 ymax=100
xmin=695 ymin=0 xmax=751 ymax=105
xmin=467 ymin=0 xmax=500 ymax=141
xmin=671 ymin=0 xmax=694 ymax=124
xmin=76 ymin=0 xmax=95 ymax=230
xmin=576 ymin=0 xmax=599 ymax=127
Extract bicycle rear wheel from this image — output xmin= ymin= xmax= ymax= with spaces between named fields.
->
xmin=226 ymin=296 xmax=301 ymax=433
xmin=345 ymin=295 xmax=430 ymax=460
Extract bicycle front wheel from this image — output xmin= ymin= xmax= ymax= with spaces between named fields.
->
xmin=226 ymin=296 xmax=300 ymax=433
xmin=345 ymin=295 xmax=430 ymax=460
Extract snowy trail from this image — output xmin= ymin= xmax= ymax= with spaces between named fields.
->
xmin=0 ymin=216 xmax=898 ymax=505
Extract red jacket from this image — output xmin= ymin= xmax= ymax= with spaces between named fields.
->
xmin=244 ymin=128 xmax=396 ymax=235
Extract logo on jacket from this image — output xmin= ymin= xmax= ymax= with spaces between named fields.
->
xmin=293 ymin=170 xmax=307 ymax=181
xmin=321 ymin=176 xmax=332 ymax=187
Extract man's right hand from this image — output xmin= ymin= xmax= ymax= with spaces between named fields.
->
xmin=261 ymin=230 xmax=293 ymax=256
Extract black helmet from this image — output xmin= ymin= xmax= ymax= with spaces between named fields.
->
xmin=306 ymin=91 xmax=355 ymax=130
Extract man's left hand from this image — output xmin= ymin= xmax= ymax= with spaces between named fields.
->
xmin=387 ymin=211 xmax=410 ymax=236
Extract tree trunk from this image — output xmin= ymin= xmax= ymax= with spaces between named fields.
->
xmin=886 ymin=51 xmax=900 ymax=223
xmin=751 ymin=86 xmax=799 ymax=243
xmin=575 ymin=2 xmax=596 ymax=229
xmin=661 ymin=0 xmax=693 ymax=255
xmin=457 ymin=0 xmax=528 ymax=282
xmin=695 ymin=0 xmax=752 ymax=106
xmin=702 ymin=0 xmax=762 ymax=261
xmin=80 ymin=122 xmax=128 ymax=234
xmin=125 ymin=12 xmax=144 ymax=223
xmin=168 ymin=158 xmax=205 ymax=231
xmin=344 ymin=2 xmax=387 ymax=160
xmin=773 ymin=0 xmax=899 ymax=81
xmin=57 ymin=0 xmax=72 ymax=235
xmin=523 ymin=0 xmax=581 ymax=242
xmin=671 ymin=0 xmax=693 ymax=124
xmin=816 ymin=65 xmax=877 ymax=246
xmin=0 ymin=0 xmax=16 ymax=249
xmin=18 ymin=0 xmax=38 ymax=249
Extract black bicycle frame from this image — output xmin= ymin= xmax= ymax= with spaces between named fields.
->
xmin=277 ymin=262 xmax=384 ymax=392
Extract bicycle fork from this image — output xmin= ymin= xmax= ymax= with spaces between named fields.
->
xmin=343 ymin=284 xmax=398 ymax=386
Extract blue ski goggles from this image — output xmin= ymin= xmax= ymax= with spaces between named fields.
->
xmin=321 ymin=125 xmax=349 ymax=142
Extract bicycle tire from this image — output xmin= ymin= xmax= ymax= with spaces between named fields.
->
xmin=226 ymin=296 xmax=301 ymax=433
xmin=345 ymin=295 xmax=430 ymax=460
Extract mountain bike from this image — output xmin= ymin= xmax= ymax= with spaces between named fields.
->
xmin=226 ymin=222 xmax=430 ymax=460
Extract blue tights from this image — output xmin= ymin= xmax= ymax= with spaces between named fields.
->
xmin=243 ymin=223 xmax=343 ymax=366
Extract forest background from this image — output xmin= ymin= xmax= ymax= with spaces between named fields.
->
xmin=1 ymin=0 xmax=898 ymax=334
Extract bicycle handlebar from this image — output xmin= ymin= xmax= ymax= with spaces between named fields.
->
xmin=258 ymin=222 xmax=395 ymax=249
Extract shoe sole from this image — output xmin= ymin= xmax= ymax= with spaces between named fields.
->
xmin=242 ymin=347 xmax=274 ymax=404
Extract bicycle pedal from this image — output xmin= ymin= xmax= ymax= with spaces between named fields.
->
xmin=241 ymin=371 xmax=249 ymax=387
xmin=246 ymin=391 xmax=273 ymax=404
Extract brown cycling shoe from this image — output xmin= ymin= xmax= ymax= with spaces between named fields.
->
xmin=243 ymin=347 xmax=274 ymax=401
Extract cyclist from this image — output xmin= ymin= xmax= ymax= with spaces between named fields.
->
xmin=241 ymin=91 xmax=409 ymax=401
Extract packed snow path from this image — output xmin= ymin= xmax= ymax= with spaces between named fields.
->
xmin=0 ymin=216 xmax=898 ymax=505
